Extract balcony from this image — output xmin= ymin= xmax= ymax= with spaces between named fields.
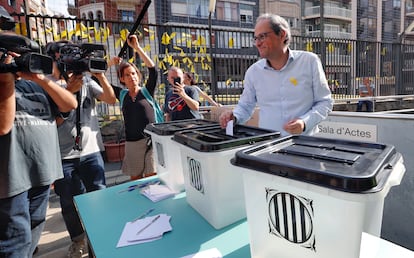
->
xmin=406 ymin=6 xmax=414 ymax=16
xmin=306 ymin=30 xmax=352 ymax=39
xmin=304 ymin=6 xmax=352 ymax=22
xmin=109 ymin=0 xmax=138 ymax=5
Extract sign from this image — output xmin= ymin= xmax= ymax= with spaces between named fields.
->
xmin=315 ymin=121 xmax=377 ymax=142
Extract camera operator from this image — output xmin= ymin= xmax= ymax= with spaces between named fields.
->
xmin=0 ymin=34 xmax=78 ymax=257
xmin=45 ymin=40 xmax=116 ymax=257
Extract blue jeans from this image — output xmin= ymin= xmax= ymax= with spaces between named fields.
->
xmin=357 ymin=100 xmax=373 ymax=112
xmin=54 ymin=152 xmax=106 ymax=240
xmin=0 ymin=185 xmax=50 ymax=258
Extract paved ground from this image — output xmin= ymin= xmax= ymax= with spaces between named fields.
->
xmin=33 ymin=161 xmax=130 ymax=258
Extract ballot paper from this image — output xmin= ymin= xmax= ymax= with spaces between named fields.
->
xmin=226 ymin=120 xmax=234 ymax=136
xmin=116 ymin=214 xmax=172 ymax=248
xmin=141 ymin=184 xmax=175 ymax=202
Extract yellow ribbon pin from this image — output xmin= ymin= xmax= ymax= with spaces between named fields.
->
xmin=290 ymin=77 xmax=298 ymax=86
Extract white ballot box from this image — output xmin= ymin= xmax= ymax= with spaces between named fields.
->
xmin=173 ymin=125 xmax=280 ymax=229
xmin=144 ymin=119 xmax=219 ymax=193
xmin=231 ymin=135 xmax=406 ymax=258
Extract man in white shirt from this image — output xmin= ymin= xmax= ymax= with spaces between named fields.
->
xmin=219 ymin=14 xmax=333 ymax=136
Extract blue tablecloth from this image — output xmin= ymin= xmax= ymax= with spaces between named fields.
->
xmin=74 ymin=177 xmax=251 ymax=258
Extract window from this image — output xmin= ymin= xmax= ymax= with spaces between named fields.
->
xmin=240 ymin=4 xmax=253 ymax=24
xmin=216 ymin=1 xmax=238 ymax=22
xmin=188 ymin=0 xmax=209 ymax=18
xmin=171 ymin=1 xmax=187 ymax=16
xmin=240 ymin=14 xmax=253 ymax=23
xmin=88 ymin=12 xmax=94 ymax=28
xmin=97 ymin=11 xmax=103 ymax=20
xmin=394 ymin=0 xmax=401 ymax=8
xmin=97 ymin=10 xmax=104 ymax=28
xmin=121 ymin=10 xmax=134 ymax=22
xmin=171 ymin=0 xmax=209 ymax=18
xmin=407 ymin=0 xmax=413 ymax=9
xmin=284 ymin=17 xmax=297 ymax=29
xmin=8 ymin=0 xmax=15 ymax=8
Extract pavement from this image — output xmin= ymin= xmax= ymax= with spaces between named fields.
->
xmin=33 ymin=161 xmax=130 ymax=258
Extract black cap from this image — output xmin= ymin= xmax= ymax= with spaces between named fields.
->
xmin=0 ymin=6 xmax=16 ymax=30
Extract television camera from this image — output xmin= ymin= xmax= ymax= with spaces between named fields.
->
xmin=0 ymin=33 xmax=53 ymax=74
xmin=47 ymin=42 xmax=108 ymax=79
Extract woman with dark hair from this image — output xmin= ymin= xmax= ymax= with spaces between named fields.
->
xmin=183 ymin=71 xmax=221 ymax=107
xmin=112 ymin=35 xmax=158 ymax=181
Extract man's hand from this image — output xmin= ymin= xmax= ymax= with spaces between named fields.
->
xmin=127 ymin=35 xmax=141 ymax=51
xmin=219 ymin=109 xmax=234 ymax=128
xmin=283 ymin=119 xmax=305 ymax=135
xmin=173 ymin=81 xmax=185 ymax=97
xmin=108 ymin=56 xmax=122 ymax=67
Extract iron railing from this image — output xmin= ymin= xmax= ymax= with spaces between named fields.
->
xmin=8 ymin=13 xmax=414 ymax=116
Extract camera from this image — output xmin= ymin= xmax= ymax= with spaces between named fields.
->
xmin=173 ymin=77 xmax=181 ymax=93
xmin=0 ymin=33 xmax=53 ymax=74
xmin=47 ymin=42 xmax=108 ymax=77
xmin=173 ymin=77 xmax=181 ymax=85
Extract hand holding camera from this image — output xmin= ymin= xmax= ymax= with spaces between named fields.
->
xmin=173 ymin=77 xmax=183 ymax=95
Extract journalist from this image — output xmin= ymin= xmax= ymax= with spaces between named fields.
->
xmin=0 ymin=32 xmax=77 ymax=258
xmin=45 ymin=40 xmax=116 ymax=257
xmin=164 ymin=66 xmax=201 ymax=121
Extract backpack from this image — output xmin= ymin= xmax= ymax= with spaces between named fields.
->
xmin=120 ymin=88 xmax=164 ymax=123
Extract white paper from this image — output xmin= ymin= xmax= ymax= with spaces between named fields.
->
xmin=141 ymin=184 xmax=175 ymax=202
xmin=116 ymin=214 xmax=172 ymax=248
xmin=226 ymin=120 xmax=234 ymax=136
xmin=181 ymin=248 xmax=223 ymax=258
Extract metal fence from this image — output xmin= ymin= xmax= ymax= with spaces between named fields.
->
xmin=9 ymin=13 xmax=414 ymax=115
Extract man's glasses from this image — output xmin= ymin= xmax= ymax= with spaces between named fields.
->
xmin=251 ymin=31 xmax=273 ymax=44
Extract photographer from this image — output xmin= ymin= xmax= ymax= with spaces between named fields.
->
xmin=45 ymin=40 xmax=116 ymax=257
xmin=164 ymin=66 xmax=201 ymax=121
xmin=0 ymin=33 xmax=77 ymax=257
